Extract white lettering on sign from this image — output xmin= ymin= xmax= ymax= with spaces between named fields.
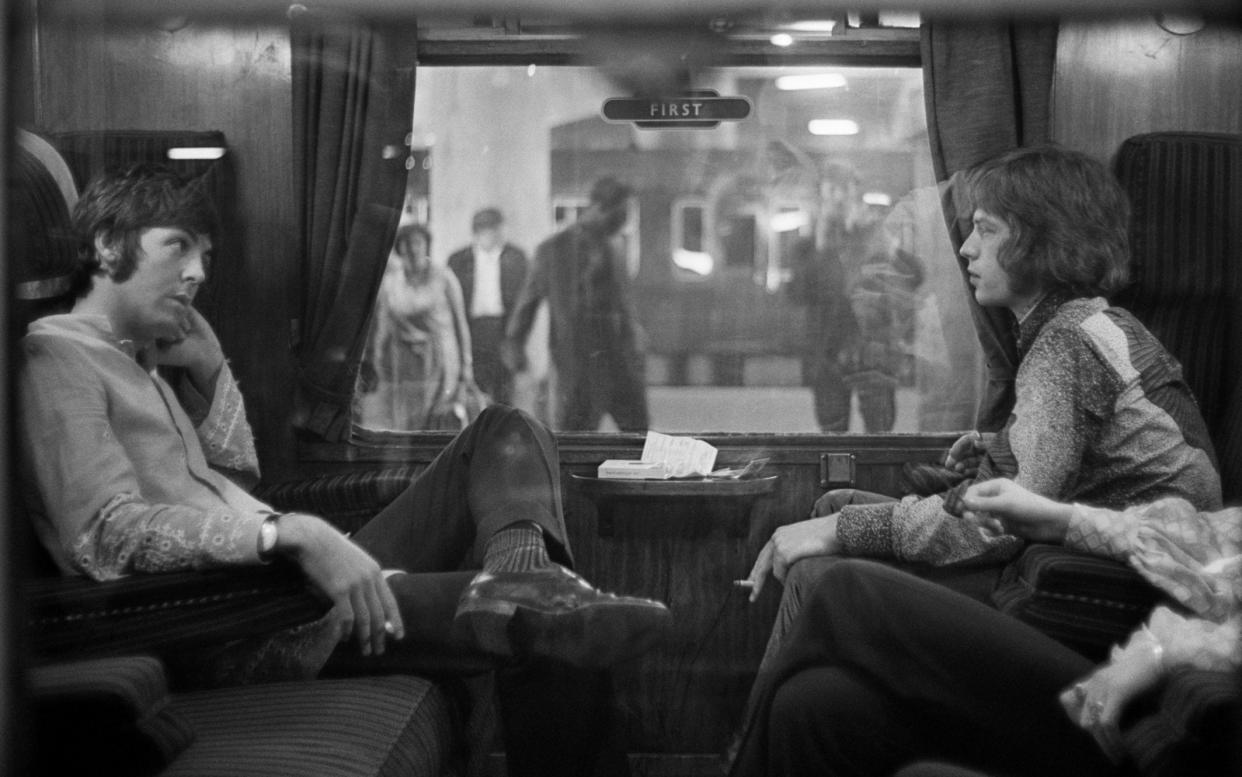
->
xmin=649 ymin=101 xmax=705 ymax=118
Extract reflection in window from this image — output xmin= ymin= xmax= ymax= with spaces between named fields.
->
xmin=355 ymin=63 xmax=984 ymax=435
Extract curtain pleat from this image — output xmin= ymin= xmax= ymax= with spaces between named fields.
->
xmin=921 ymin=20 xmax=1058 ymax=430
xmin=290 ymin=7 xmax=417 ymax=440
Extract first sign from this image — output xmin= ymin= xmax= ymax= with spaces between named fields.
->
xmin=602 ymin=92 xmax=752 ymax=129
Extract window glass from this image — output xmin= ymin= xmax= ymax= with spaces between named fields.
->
xmin=355 ymin=59 xmax=984 ymax=435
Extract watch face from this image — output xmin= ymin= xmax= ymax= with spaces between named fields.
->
xmin=261 ymin=519 xmax=278 ymax=554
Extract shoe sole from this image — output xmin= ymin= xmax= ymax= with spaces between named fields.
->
xmin=455 ymin=597 xmax=670 ymax=668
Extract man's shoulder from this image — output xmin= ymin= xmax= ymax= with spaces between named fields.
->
xmin=536 ymin=226 xmax=581 ymax=256
xmin=501 ymin=243 xmax=528 ymax=263
xmin=447 ymin=246 xmax=473 ymax=268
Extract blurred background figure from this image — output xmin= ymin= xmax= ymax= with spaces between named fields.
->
xmin=503 ymin=176 xmax=649 ymax=432
xmin=789 ymin=162 xmax=921 ymax=432
xmin=448 ymin=207 xmax=528 ymax=406
xmin=361 ymin=223 xmax=477 ymax=430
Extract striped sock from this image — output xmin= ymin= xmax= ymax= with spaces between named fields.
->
xmin=482 ymin=521 xmax=552 ymax=574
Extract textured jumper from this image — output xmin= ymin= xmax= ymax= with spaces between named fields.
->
xmin=836 ymin=294 xmax=1222 ymax=565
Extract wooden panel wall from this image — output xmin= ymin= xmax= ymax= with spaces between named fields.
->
xmin=28 ymin=11 xmax=301 ymax=478
xmin=1053 ymin=16 xmax=1242 ymax=164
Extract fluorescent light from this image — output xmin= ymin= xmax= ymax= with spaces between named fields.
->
xmin=863 ymin=192 xmax=893 ymax=207
xmin=808 ymin=119 xmax=860 ymax=136
xmin=167 ymin=147 xmax=226 ymax=160
xmin=770 ymin=211 xmax=810 ymax=233
xmin=776 ymin=73 xmax=847 ymax=91
xmin=770 ymin=33 xmax=794 ymax=47
xmin=787 ymin=20 xmax=837 ymax=33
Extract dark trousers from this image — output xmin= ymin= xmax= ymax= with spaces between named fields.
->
xmin=558 ymin=346 xmax=648 ymax=432
xmin=757 ymin=490 xmax=1001 ymax=675
xmin=809 ymin=356 xmax=896 ymax=433
xmin=470 ymin=315 xmax=512 ymax=405
xmin=332 ymin=405 xmax=628 ymax=777
xmin=729 ymin=560 xmax=1128 ymax=777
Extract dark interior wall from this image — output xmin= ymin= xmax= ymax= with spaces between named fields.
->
xmin=26 ymin=12 xmax=301 ymax=478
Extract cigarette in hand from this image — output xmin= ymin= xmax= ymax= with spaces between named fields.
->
xmin=732 ymin=579 xmax=755 ymax=589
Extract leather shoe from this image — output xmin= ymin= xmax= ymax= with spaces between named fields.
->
xmin=454 ymin=564 xmax=671 ymax=667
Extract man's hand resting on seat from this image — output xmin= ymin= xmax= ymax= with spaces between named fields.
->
xmin=273 ymin=513 xmax=405 ymax=656
xmin=744 ymin=515 xmax=842 ymax=602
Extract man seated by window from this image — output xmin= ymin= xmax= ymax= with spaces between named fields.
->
xmin=16 ymin=163 xmax=670 ymax=777
xmin=739 ymin=144 xmax=1222 ymax=713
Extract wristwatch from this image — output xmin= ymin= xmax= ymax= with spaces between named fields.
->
xmin=258 ymin=515 xmax=280 ymax=560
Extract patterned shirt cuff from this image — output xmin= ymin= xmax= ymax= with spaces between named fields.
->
xmin=1064 ymin=503 xmax=1129 ymax=561
xmin=836 ymin=502 xmax=897 ymax=558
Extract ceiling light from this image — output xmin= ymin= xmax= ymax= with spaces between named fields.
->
xmin=167 ymin=147 xmax=226 ymax=160
xmin=786 ymin=20 xmax=837 ymax=34
xmin=863 ymin=192 xmax=893 ymax=207
xmin=776 ymin=73 xmax=847 ymax=91
xmin=808 ymin=119 xmax=860 ymax=136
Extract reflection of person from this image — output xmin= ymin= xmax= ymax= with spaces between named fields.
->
xmin=740 ymin=145 xmax=1222 ymax=714
xmin=17 ymin=164 xmax=671 ymax=777
xmin=729 ymin=478 xmax=1240 ymax=777
xmin=502 ymin=177 xmax=648 ymax=432
xmin=789 ymin=164 xmax=920 ymax=432
xmin=447 ymin=207 xmax=528 ymax=405
xmin=367 ymin=223 xmax=475 ymax=430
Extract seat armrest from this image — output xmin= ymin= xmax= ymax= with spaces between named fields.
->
xmin=253 ymin=465 xmax=418 ymax=535
xmin=25 ymin=562 xmax=327 ymax=661
xmin=29 ymin=655 xmax=196 ymax=777
xmin=993 ymin=543 xmax=1163 ymax=661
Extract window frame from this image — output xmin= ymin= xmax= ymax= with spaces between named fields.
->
xmin=339 ymin=21 xmax=929 ymax=454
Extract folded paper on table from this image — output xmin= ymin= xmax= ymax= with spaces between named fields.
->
xmin=641 ymin=430 xmax=718 ymax=477
xmin=598 ymin=431 xmax=716 ymax=479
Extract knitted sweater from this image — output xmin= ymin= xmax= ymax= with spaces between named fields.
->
xmin=836 ymin=294 xmax=1222 ymax=565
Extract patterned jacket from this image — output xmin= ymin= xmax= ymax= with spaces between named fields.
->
xmin=836 ymin=293 xmax=1222 ymax=565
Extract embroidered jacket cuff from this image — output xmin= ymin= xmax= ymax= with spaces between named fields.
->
xmin=196 ymin=363 xmax=260 ymax=480
xmin=836 ymin=502 xmax=897 ymax=558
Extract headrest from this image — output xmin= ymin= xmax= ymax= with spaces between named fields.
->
xmin=1113 ymin=132 xmax=1242 ymax=301
xmin=8 ymin=129 xmax=79 ymax=303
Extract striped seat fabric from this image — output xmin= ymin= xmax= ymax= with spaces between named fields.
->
xmin=1112 ymin=131 xmax=1242 ymax=499
xmin=165 ymin=675 xmax=457 ymax=777
xmin=993 ymin=543 xmax=1161 ymax=661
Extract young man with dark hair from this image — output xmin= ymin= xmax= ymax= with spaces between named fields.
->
xmin=447 ymin=206 xmax=529 ymax=405
xmin=18 ymin=163 xmax=669 ymax=777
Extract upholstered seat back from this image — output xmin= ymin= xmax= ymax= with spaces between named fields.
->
xmin=1111 ymin=132 xmax=1242 ymax=501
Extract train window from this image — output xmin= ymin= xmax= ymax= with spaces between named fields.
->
xmin=354 ymin=23 xmax=986 ymax=435
xmin=672 ymin=200 xmax=713 ymax=278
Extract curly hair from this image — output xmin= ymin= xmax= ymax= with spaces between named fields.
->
xmin=69 ymin=163 xmax=218 ymax=297
xmin=966 ymin=144 xmax=1131 ymax=299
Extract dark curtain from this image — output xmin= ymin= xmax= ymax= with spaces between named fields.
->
xmin=290 ymin=7 xmax=417 ymax=440
xmin=921 ymin=20 xmax=1058 ymax=431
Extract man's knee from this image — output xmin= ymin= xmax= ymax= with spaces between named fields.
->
xmin=782 ymin=555 xmax=843 ymax=602
xmin=810 ymin=489 xmax=858 ymax=517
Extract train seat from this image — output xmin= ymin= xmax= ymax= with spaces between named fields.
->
xmin=993 ymin=132 xmax=1242 ymax=776
xmin=1111 ymin=131 xmax=1242 ymax=501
